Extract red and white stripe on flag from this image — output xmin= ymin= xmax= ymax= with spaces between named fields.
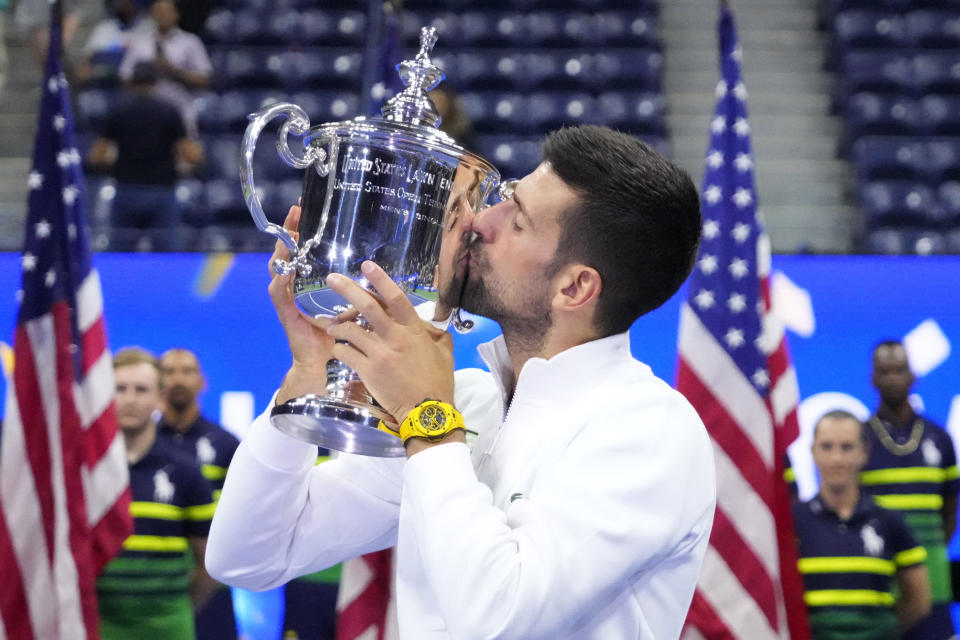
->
xmin=677 ymin=3 xmax=808 ymax=639
xmin=1 ymin=272 xmax=131 ymax=640
xmin=336 ymin=550 xmax=398 ymax=640
xmin=0 ymin=10 xmax=132 ymax=638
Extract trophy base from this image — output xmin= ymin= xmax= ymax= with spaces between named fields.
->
xmin=270 ymin=394 xmax=406 ymax=457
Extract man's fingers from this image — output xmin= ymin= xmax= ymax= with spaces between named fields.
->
xmin=326 ymin=273 xmax=392 ymax=333
xmin=283 ymin=205 xmax=301 ymax=231
xmin=358 ymin=261 xmax=421 ymax=325
xmin=268 ymin=206 xmax=300 ymax=277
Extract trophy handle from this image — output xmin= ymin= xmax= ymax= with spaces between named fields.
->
xmin=240 ymin=101 xmax=329 ymax=275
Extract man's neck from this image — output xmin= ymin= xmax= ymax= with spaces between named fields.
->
xmin=877 ymin=401 xmax=915 ymax=426
xmin=162 ymin=404 xmax=200 ymax=433
xmin=123 ymin=422 xmax=157 ymax=465
xmin=820 ymin=483 xmax=860 ymax=521
xmin=502 ymin=325 xmax=600 ymax=396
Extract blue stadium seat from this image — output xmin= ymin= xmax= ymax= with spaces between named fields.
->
xmin=175 ymin=179 xmax=210 ymax=228
xmin=938 ymin=181 xmax=960 ymax=226
xmin=864 ymin=227 xmax=946 ymax=255
xmin=913 ymin=54 xmax=960 ymax=95
xmin=860 ymin=180 xmax=938 ymax=228
xmin=588 ymin=50 xmax=662 ymax=92
xmin=403 ymin=12 xmax=460 ymax=48
xmin=203 ymin=136 xmax=238 ymax=180
xmin=575 ymin=0 xmax=660 ymax=11
xmin=948 ymin=228 xmax=960 ymax=253
xmin=220 ymin=49 xmax=285 ymax=90
xmin=906 ymin=11 xmax=960 ymax=48
xmin=833 ymin=11 xmax=907 ymax=50
xmin=522 ymin=52 xmax=568 ymax=90
xmin=851 ymin=137 xmax=923 ymax=181
xmin=299 ymin=9 xmax=334 ymax=45
xmin=840 ymin=52 xmax=912 ymax=96
xmin=473 ymin=135 xmax=541 ymax=180
xmin=526 ymin=12 xmax=591 ymax=48
xmin=920 ymin=96 xmax=960 ymax=135
xmin=203 ymin=9 xmax=234 ymax=45
xmin=231 ymin=9 xmax=286 ymax=46
xmin=214 ymin=90 xmax=290 ymax=133
xmin=460 ymin=91 xmax=527 ymax=133
xmin=595 ymin=91 xmax=665 ymax=135
xmin=926 ymin=139 xmax=960 ymax=183
xmin=194 ymin=92 xmax=224 ymax=135
xmin=460 ymin=11 xmax=526 ymax=47
xmin=844 ymin=93 xmax=917 ymax=141
xmin=526 ymin=91 xmax=594 ymax=133
xmin=288 ymin=91 xmax=360 ymax=124
xmin=264 ymin=179 xmax=305 ymax=225
xmin=594 ymin=11 xmax=659 ymax=48
xmin=206 ymin=178 xmax=251 ymax=226
xmin=454 ymin=52 xmax=515 ymax=91
xmin=282 ymin=50 xmax=363 ymax=91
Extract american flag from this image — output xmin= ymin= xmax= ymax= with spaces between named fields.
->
xmin=0 ymin=12 xmax=132 ymax=640
xmin=677 ymin=5 xmax=809 ymax=639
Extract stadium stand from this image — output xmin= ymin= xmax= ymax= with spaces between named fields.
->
xmin=71 ymin=0 xmax=667 ymax=251
xmin=823 ymin=0 xmax=960 ymax=253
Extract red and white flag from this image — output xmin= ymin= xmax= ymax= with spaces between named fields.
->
xmin=0 ymin=9 xmax=132 ymax=639
xmin=677 ymin=3 xmax=809 ymax=639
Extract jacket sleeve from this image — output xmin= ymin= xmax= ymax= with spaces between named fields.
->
xmin=400 ymin=395 xmax=715 ymax=640
xmin=205 ymin=399 xmax=404 ymax=590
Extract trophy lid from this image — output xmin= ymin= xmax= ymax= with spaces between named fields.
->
xmin=380 ymin=27 xmax=445 ymax=128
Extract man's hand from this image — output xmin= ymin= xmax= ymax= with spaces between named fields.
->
xmin=325 ymin=261 xmax=456 ymax=424
xmin=270 ymin=206 xmax=336 ymax=404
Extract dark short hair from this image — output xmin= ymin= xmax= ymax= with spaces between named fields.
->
xmin=873 ymin=339 xmax=904 ymax=357
xmin=542 ymin=126 xmax=701 ymax=335
xmin=813 ymin=409 xmax=868 ymax=448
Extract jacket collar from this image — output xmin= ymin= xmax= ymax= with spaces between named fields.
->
xmin=476 ymin=332 xmax=637 ymax=412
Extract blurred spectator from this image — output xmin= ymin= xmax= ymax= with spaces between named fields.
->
xmin=119 ymin=0 xmax=211 ymax=135
xmin=794 ymin=410 xmax=931 ymax=639
xmin=98 ymin=347 xmax=218 ymax=640
xmin=87 ymin=61 xmax=202 ymax=251
xmin=861 ymin=340 xmax=958 ymax=640
xmin=157 ymin=348 xmax=239 ymax=638
xmin=430 ymin=85 xmax=476 ymax=151
xmin=157 ymin=348 xmax=238 ymax=500
xmin=13 ymin=0 xmax=79 ymax=63
xmin=77 ymin=0 xmax=150 ymax=87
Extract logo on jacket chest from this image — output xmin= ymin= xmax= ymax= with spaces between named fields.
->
xmin=861 ymin=523 xmax=884 ymax=557
xmin=153 ymin=469 xmax=175 ymax=503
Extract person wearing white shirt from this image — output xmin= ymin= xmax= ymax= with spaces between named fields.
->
xmin=206 ymin=125 xmax=716 ymax=639
xmin=118 ymin=0 xmax=210 ymax=136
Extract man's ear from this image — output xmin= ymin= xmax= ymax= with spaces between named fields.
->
xmin=554 ymin=264 xmax=602 ymax=313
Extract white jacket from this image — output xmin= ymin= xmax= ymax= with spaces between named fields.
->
xmin=207 ymin=332 xmax=716 ymax=639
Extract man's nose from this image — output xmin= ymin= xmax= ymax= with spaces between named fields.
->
xmin=472 ymin=201 xmax=506 ymax=243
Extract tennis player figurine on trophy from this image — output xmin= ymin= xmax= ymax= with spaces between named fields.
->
xmin=240 ymin=27 xmax=510 ymax=456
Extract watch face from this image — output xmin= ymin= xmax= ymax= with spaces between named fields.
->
xmin=418 ymin=404 xmax=448 ymax=435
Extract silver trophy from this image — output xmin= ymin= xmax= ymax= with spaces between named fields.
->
xmin=241 ymin=27 xmax=507 ymax=456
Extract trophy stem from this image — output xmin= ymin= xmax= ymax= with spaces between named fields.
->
xmin=323 ymin=355 xmax=394 ymax=428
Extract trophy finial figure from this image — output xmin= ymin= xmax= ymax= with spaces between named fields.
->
xmin=380 ymin=26 xmax=446 ymax=127
xmin=417 ymin=27 xmax=438 ymax=62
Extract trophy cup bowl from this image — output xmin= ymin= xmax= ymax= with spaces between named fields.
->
xmin=240 ymin=27 xmax=505 ymax=456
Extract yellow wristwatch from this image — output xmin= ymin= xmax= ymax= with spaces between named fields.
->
xmin=393 ymin=399 xmax=465 ymax=444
